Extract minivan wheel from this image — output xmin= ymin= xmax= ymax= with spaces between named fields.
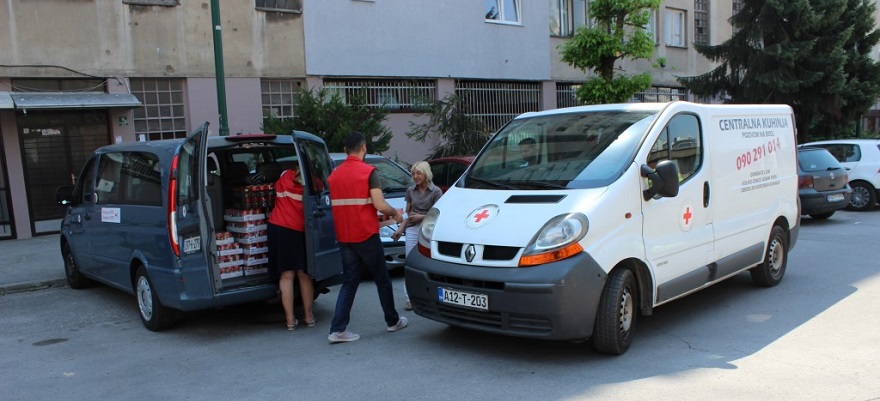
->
xmin=750 ymin=226 xmax=787 ymax=287
xmin=592 ymin=268 xmax=638 ymax=355
xmin=62 ymin=243 xmax=94 ymax=289
xmin=135 ymin=266 xmax=176 ymax=331
xmin=847 ymin=182 xmax=877 ymax=211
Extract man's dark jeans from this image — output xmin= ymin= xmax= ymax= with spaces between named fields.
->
xmin=330 ymin=234 xmax=400 ymax=333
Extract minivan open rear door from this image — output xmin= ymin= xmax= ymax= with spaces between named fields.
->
xmin=294 ymin=132 xmax=342 ymax=282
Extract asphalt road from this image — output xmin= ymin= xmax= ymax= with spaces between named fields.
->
xmin=1 ymin=210 xmax=879 ymax=401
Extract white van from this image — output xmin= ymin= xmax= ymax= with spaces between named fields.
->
xmin=405 ymin=102 xmax=800 ymax=354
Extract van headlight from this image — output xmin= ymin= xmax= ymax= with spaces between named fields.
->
xmin=417 ymin=208 xmax=440 ymax=257
xmin=520 ymin=213 xmax=588 ymax=266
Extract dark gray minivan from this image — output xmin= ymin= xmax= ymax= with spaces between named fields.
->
xmin=56 ymin=123 xmax=342 ymax=330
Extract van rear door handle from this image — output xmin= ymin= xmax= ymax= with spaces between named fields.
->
xmin=313 ymin=209 xmax=326 ymax=218
xmin=703 ymin=182 xmax=710 ymax=207
xmin=83 ymin=214 xmax=91 ymax=221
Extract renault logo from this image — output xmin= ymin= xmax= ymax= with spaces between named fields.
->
xmin=465 ymin=244 xmax=476 ymax=263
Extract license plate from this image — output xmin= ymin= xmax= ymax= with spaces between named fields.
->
xmin=827 ymin=193 xmax=845 ymax=202
xmin=183 ymin=236 xmax=201 ymax=254
xmin=438 ymin=287 xmax=488 ymax=311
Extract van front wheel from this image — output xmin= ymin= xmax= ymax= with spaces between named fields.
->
xmin=135 ymin=266 xmax=176 ymax=331
xmin=592 ymin=268 xmax=638 ymax=355
xmin=750 ymin=226 xmax=787 ymax=287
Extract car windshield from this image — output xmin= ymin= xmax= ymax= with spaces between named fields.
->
xmin=799 ymin=149 xmax=844 ymax=172
xmin=465 ymin=110 xmax=657 ymax=190
xmin=333 ymin=157 xmax=412 ymax=192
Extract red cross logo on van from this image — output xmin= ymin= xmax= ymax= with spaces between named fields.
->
xmin=466 ymin=204 xmax=499 ymax=229
xmin=680 ymin=203 xmax=694 ymax=231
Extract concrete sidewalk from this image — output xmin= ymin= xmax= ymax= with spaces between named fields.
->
xmin=0 ymin=235 xmax=67 ymax=295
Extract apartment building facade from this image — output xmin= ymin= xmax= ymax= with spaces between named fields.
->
xmin=0 ymin=0 xmax=829 ymax=239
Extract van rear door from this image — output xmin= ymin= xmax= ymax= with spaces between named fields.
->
xmin=172 ymin=123 xmax=213 ymax=287
xmin=294 ymin=133 xmax=342 ymax=281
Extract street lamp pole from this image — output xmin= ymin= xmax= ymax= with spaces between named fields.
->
xmin=210 ymin=0 xmax=230 ymax=136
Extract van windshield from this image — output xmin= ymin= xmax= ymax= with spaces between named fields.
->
xmin=466 ymin=110 xmax=657 ymax=190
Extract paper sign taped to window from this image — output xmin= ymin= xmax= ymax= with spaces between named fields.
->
xmin=101 ymin=208 xmax=121 ymax=223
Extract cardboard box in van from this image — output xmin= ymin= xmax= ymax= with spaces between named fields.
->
xmin=56 ymin=123 xmax=343 ymax=330
xmin=405 ymin=101 xmax=800 ymax=355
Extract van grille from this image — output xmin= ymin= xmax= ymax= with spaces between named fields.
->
xmin=436 ymin=241 xmax=520 ymax=261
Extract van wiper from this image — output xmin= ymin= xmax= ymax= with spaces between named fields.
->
xmin=507 ymin=180 xmax=568 ymax=189
xmin=383 ymin=186 xmax=408 ymax=194
xmin=468 ymin=176 xmax=516 ymax=190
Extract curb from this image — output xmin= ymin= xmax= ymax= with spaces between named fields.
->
xmin=0 ymin=278 xmax=68 ymax=296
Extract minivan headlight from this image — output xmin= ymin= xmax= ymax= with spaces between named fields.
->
xmin=417 ymin=208 xmax=440 ymax=257
xmin=520 ymin=213 xmax=588 ymax=266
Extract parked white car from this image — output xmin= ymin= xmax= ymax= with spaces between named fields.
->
xmin=800 ymin=139 xmax=880 ymax=211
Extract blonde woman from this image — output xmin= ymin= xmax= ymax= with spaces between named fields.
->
xmin=392 ymin=161 xmax=443 ymax=310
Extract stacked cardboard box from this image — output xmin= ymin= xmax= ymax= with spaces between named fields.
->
xmin=214 ymin=232 xmax=243 ymax=279
xmin=224 ymin=209 xmax=269 ymax=276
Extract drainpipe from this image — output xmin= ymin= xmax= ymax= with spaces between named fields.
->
xmin=210 ymin=0 xmax=230 ymax=136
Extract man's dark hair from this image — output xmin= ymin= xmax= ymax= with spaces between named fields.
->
xmin=519 ymin=137 xmax=536 ymax=146
xmin=344 ymin=131 xmax=366 ymax=154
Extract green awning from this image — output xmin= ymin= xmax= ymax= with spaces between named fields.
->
xmin=0 ymin=92 xmax=13 ymax=109
xmin=10 ymin=92 xmax=141 ymax=111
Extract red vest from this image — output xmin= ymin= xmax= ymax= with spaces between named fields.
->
xmin=268 ymin=169 xmax=305 ymax=232
xmin=328 ymin=156 xmax=379 ymax=243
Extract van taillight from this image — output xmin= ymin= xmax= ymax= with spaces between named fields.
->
xmin=798 ymin=175 xmax=814 ymax=189
xmin=169 ymin=154 xmax=180 ymax=257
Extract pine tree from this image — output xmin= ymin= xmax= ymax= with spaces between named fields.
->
xmin=679 ymin=0 xmax=880 ymax=143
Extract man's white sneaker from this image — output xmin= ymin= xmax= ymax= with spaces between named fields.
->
xmin=387 ymin=316 xmax=409 ymax=332
xmin=328 ymin=331 xmax=360 ymax=343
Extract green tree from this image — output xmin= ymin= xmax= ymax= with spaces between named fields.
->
xmin=559 ymin=0 xmax=662 ymax=104
xmin=262 ymin=88 xmax=393 ymax=153
xmin=406 ymin=94 xmax=492 ymax=159
xmin=678 ymin=0 xmax=880 ymax=143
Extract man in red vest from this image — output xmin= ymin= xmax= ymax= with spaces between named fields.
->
xmin=327 ymin=131 xmax=408 ymax=343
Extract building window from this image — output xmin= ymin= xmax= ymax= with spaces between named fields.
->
xmin=255 ymin=0 xmax=302 ymax=13
xmin=694 ymin=0 xmax=709 ymax=45
xmin=130 ymin=78 xmax=187 ymax=141
xmin=485 ymin=0 xmax=521 ymax=24
xmin=632 ymin=87 xmax=688 ymax=103
xmin=261 ymin=79 xmax=303 ymax=120
xmin=665 ymin=8 xmax=686 ymax=47
xmin=455 ymin=80 xmax=541 ymax=132
xmin=556 ymin=82 xmax=582 ymax=109
xmin=551 ymin=0 xmax=573 ymax=36
xmin=322 ymin=79 xmax=436 ymax=112
xmin=645 ymin=11 xmax=657 ymax=44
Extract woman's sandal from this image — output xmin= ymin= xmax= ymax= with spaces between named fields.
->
xmin=305 ymin=314 xmax=316 ymax=328
xmin=286 ymin=319 xmax=298 ymax=331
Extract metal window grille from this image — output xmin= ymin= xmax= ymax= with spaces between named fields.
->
xmin=694 ymin=0 xmax=709 ymax=45
xmin=130 ymin=78 xmax=187 ymax=141
xmin=632 ymin=87 xmax=688 ymax=103
xmin=455 ymin=81 xmax=542 ymax=132
xmin=255 ymin=0 xmax=302 ymax=13
xmin=123 ymin=0 xmax=179 ymax=6
xmin=261 ymin=79 xmax=303 ymax=120
xmin=322 ymin=79 xmax=437 ymax=112
xmin=556 ymin=82 xmax=582 ymax=108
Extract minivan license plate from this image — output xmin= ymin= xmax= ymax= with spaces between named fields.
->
xmin=827 ymin=193 xmax=844 ymax=202
xmin=438 ymin=287 xmax=488 ymax=311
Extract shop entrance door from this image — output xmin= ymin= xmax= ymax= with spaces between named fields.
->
xmin=18 ymin=111 xmax=110 ymax=235
xmin=0 ymin=133 xmax=13 ymax=240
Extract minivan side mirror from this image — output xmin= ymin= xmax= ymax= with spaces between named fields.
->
xmin=641 ymin=160 xmax=680 ymax=200
xmin=55 ymin=186 xmax=74 ymax=206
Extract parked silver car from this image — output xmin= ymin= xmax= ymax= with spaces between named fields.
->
xmin=797 ymin=147 xmax=852 ymax=219
xmin=800 ymin=139 xmax=880 ymax=211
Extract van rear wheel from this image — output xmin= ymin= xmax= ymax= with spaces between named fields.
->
xmin=592 ymin=268 xmax=638 ymax=355
xmin=750 ymin=226 xmax=787 ymax=287
xmin=135 ymin=266 xmax=176 ymax=331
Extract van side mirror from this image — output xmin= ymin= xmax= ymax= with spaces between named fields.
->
xmin=55 ymin=186 xmax=74 ymax=206
xmin=641 ymin=160 xmax=680 ymax=200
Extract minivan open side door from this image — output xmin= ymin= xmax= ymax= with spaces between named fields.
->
xmin=294 ymin=132 xmax=342 ymax=282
